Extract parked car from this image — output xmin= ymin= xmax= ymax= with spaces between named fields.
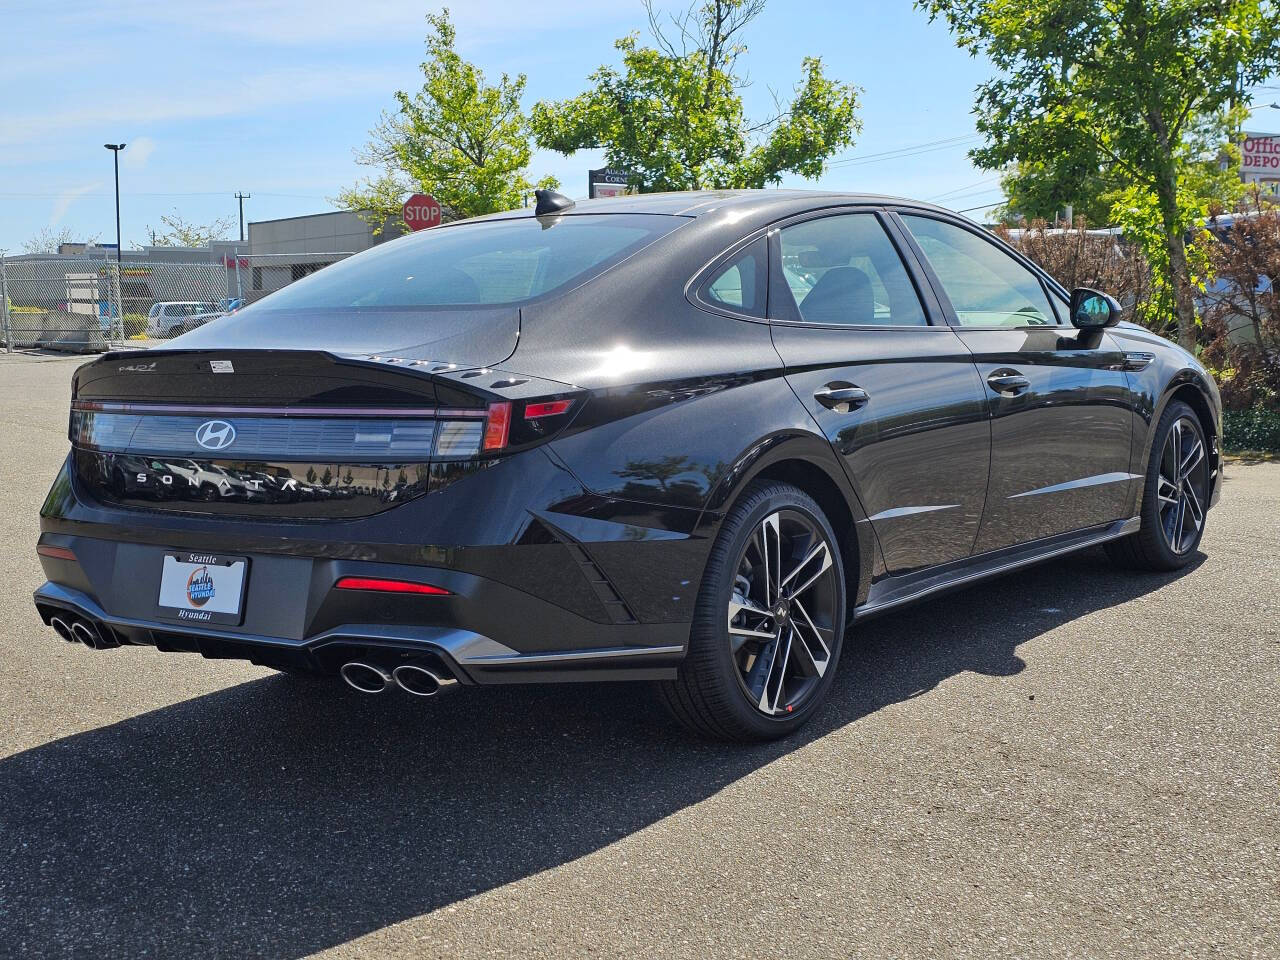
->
xmin=35 ymin=190 xmax=1222 ymax=741
xmin=146 ymin=301 xmax=223 ymax=338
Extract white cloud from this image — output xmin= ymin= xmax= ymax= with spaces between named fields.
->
xmin=121 ymin=136 xmax=156 ymax=169
xmin=50 ymin=182 xmax=103 ymax=225
xmin=0 ymin=66 xmax=404 ymax=147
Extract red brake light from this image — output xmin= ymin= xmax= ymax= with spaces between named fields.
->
xmin=524 ymin=399 xmax=574 ymax=419
xmin=334 ymin=576 xmax=450 ymax=595
xmin=483 ymin=401 xmax=512 ymax=451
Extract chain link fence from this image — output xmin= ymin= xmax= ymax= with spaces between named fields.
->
xmin=1 ymin=251 xmax=353 ymax=353
xmin=226 ymin=252 xmax=353 ymax=305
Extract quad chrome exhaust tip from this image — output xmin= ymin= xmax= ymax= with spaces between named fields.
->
xmin=392 ymin=664 xmax=457 ymax=698
xmin=46 ymin=611 xmax=118 ymax=649
xmin=339 ymin=661 xmax=393 ymax=694
xmin=339 ymin=661 xmax=458 ymax=697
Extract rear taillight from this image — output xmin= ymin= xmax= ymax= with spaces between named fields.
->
xmin=67 ymin=393 xmax=581 ymax=460
xmin=475 ymin=397 xmax=579 ymax=453
xmin=524 ymin=399 xmax=574 ymax=419
xmin=482 ymin=401 xmax=512 ymax=452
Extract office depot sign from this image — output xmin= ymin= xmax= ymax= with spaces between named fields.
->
xmin=1243 ymin=133 xmax=1280 ymax=173
xmin=402 ymin=193 xmax=443 ymax=231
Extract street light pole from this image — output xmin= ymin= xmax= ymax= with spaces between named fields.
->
xmin=103 ymin=143 xmax=126 ymax=263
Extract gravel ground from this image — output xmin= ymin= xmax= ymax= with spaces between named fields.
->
xmin=0 ymin=351 xmax=1276 ymax=959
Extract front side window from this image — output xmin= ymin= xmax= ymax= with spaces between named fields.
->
xmin=777 ymin=214 xmax=927 ymax=326
xmin=901 ymin=215 xmax=1058 ymax=327
xmin=246 ymin=214 xmax=683 ymax=311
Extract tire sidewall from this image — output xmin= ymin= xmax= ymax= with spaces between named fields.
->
xmin=1141 ymin=400 xmax=1207 ymax=566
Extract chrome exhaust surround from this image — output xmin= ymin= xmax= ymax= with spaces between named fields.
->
xmin=339 ymin=661 xmax=392 ymax=694
xmin=392 ymin=664 xmax=457 ymax=697
xmin=70 ymin=620 xmax=99 ymax=647
xmin=49 ymin=616 xmax=76 ymax=643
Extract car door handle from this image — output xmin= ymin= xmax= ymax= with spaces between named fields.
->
xmin=986 ymin=371 xmax=1030 ymax=395
xmin=813 ymin=383 xmax=870 ymax=412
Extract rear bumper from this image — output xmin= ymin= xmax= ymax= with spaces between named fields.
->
xmin=33 ymin=572 xmax=687 ymax=685
xmin=34 ymin=446 xmax=709 ymax=683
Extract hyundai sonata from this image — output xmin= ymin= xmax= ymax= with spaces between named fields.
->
xmin=34 ymin=189 xmax=1221 ymax=740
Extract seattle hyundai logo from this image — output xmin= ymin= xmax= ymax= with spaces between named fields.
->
xmin=195 ymin=420 xmax=236 ymax=450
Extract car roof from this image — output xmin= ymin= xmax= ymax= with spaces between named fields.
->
xmin=474 ymin=189 xmax=975 ymax=222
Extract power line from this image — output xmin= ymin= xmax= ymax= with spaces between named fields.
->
xmin=956 ymin=199 xmax=1005 ymax=214
xmin=827 ymin=134 xmax=980 ymax=168
xmin=926 ymin=175 xmax=1001 ymax=202
xmin=0 ymin=191 xmax=331 ymax=200
xmin=933 ymin=185 xmax=1005 ymax=205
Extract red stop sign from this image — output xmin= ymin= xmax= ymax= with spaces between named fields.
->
xmin=402 ymin=193 xmax=442 ymax=231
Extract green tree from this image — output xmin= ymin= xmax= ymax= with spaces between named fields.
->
xmin=22 ymin=226 xmax=100 ymax=254
xmin=336 ymin=9 xmax=556 ymax=232
xmin=997 ymin=144 xmax=1114 ymax=226
xmin=531 ymin=0 xmax=861 ymax=191
xmin=918 ymin=0 xmax=1280 ymax=349
xmin=143 ymin=209 xmax=234 ymax=248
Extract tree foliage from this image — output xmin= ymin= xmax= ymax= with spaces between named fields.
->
xmin=530 ymin=0 xmax=861 ymax=191
xmin=995 ymin=218 xmax=1156 ymax=315
xmin=21 ymin=226 xmax=99 ymax=254
xmin=918 ymin=0 xmax=1280 ymax=349
xmin=144 ymin=209 xmax=234 ymax=248
xmin=1199 ymin=193 xmax=1280 ymax=410
xmin=337 ymin=9 xmax=556 ymax=232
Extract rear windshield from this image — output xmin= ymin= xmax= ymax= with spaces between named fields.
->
xmin=251 ymin=214 xmax=683 ymax=310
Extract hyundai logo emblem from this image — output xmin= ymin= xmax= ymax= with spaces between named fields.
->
xmin=195 ymin=420 xmax=236 ymax=451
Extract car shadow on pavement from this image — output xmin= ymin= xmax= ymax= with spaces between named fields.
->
xmin=0 ymin=547 xmax=1203 ymax=958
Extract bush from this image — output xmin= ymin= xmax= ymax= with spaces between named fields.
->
xmin=122 ymin=313 xmax=148 ymax=337
xmin=993 ymin=219 xmax=1164 ymax=332
xmin=1222 ymin=407 xmax=1280 ymax=453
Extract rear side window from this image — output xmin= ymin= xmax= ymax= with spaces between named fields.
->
xmin=778 ymin=214 xmax=927 ymax=326
xmin=700 ymin=235 xmax=767 ymax=317
xmin=901 ymin=215 xmax=1058 ymax=327
xmin=249 ymin=214 xmax=683 ymax=310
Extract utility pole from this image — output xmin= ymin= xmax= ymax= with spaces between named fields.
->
xmin=103 ymin=143 xmax=126 ymax=263
xmin=235 ymin=192 xmax=251 ymax=243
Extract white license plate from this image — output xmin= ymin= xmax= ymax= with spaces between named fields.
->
xmin=157 ymin=552 xmax=248 ymax=625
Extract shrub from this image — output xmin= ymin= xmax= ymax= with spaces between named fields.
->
xmin=1223 ymin=406 xmax=1280 ymax=453
xmin=122 ymin=313 xmax=148 ymax=337
xmin=993 ymin=218 xmax=1163 ymax=331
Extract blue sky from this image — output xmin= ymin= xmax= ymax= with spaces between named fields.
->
xmin=3 ymin=0 xmax=1278 ymax=253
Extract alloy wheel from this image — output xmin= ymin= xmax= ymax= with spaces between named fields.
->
xmin=1157 ymin=416 xmax=1208 ymax=555
xmin=726 ymin=509 xmax=839 ymax=716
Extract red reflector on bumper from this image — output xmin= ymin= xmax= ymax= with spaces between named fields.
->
xmin=36 ymin=545 xmax=77 ymax=561
xmin=524 ymin=399 xmax=574 ymax=419
xmin=334 ymin=577 xmax=450 ymax=596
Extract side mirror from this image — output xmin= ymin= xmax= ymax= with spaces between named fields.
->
xmin=1070 ymin=287 xmax=1122 ymax=329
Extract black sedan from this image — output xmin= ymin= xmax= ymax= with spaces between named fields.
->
xmin=34 ymin=190 xmax=1221 ymax=740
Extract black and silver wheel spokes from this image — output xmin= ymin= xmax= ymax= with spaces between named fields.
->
xmin=1158 ymin=417 xmax=1207 ymax=555
xmin=727 ymin=510 xmax=838 ymax=716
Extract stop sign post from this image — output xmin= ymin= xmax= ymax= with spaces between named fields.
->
xmin=402 ymin=193 xmax=442 ymax=231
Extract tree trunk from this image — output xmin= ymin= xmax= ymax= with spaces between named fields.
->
xmin=1164 ymin=226 xmax=1199 ymax=352
xmin=1155 ymin=174 xmax=1198 ymax=352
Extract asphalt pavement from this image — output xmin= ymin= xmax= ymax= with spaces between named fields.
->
xmin=0 ymin=350 xmax=1276 ymax=959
